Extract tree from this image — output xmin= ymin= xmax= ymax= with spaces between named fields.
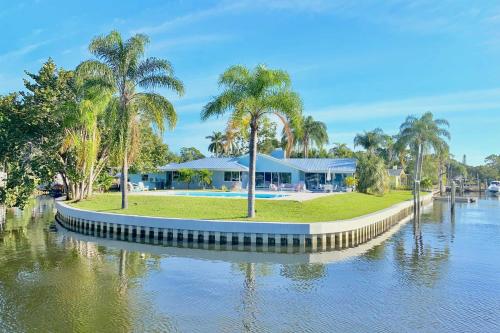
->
xmin=77 ymin=30 xmax=184 ymax=209
xmin=178 ymin=169 xmax=196 ymax=189
xmin=179 ymin=147 xmax=205 ymax=162
xmin=0 ymin=60 xmax=77 ymax=207
xmin=225 ymin=116 xmax=281 ymax=156
xmin=197 ymin=169 xmax=213 ymax=189
xmin=356 ymin=152 xmax=388 ymax=195
xmin=397 ymin=112 xmax=450 ymax=213
xmin=129 ymin=125 xmax=177 ymax=173
xmin=202 ymin=65 xmax=302 ymax=218
xmin=60 ymin=80 xmax=112 ymax=200
xmin=354 ymin=128 xmax=385 ymax=153
xmin=329 ymin=143 xmax=354 ymax=158
xmin=206 ymin=131 xmax=225 ymax=157
xmin=295 ymin=115 xmax=328 ymax=158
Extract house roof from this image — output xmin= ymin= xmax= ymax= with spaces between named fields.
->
xmin=159 ymin=155 xmax=356 ymax=173
xmin=159 ymin=157 xmax=248 ymax=172
xmin=286 ymin=158 xmax=357 ymax=173
xmin=388 ymin=168 xmax=405 ymax=177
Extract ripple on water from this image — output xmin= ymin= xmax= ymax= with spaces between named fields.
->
xmin=0 ymin=196 xmax=499 ymax=332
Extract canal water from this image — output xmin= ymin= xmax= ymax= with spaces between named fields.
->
xmin=0 ymin=196 xmax=499 ymax=332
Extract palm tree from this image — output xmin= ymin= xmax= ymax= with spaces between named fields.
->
xmin=295 ymin=115 xmax=328 ymax=158
xmin=354 ymin=128 xmax=385 ymax=153
xmin=61 ymin=85 xmax=112 ymax=200
xmin=206 ymin=131 xmax=225 ymax=157
xmin=397 ymin=112 xmax=450 ymax=214
xmin=329 ymin=143 xmax=354 ymax=158
xmin=77 ymin=31 xmax=184 ymax=209
xmin=201 ymin=65 xmax=302 ymax=218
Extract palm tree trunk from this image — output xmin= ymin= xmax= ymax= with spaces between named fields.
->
xmin=87 ymin=164 xmax=94 ymax=198
xmin=247 ymin=121 xmax=258 ymax=218
xmin=61 ymin=172 xmax=70 ymax=199
xmin=121 ymin=149 xmax=129 ymax=209
xmin=303 ymin=137 xmax=308 ymax=158
xmin=74 ymin=183 xmax=80 ymax=201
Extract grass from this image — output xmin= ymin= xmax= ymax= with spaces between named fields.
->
xmin=69 ymin=191 xmax=415 ymax=223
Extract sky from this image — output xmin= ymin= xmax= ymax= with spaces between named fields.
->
xmin=1 ymin=0 xmax=500 ymax=166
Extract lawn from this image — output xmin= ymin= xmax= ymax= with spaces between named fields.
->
xmin=69 ymin=191 xmax=415 ymax=223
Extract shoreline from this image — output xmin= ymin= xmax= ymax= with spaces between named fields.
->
xmin=55 ymin=193 xmax=433 ymax=253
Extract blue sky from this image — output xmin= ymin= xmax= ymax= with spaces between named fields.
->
xmin=1 ymin=0 xmax=499 ymax=165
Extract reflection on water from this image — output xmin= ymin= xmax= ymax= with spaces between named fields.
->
xmin=1 ymin=196 xmax=499 ymax=332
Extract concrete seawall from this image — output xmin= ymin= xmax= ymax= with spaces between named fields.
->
xmin=55 ymin=193 xmax=433 ymax=253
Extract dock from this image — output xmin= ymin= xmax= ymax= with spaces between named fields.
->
xmin=434 ymin=196 xmax=477 ymax=203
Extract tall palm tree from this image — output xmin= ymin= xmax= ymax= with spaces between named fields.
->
xmin=77 ymin=31 xmax=184 ymax=209
xmin=202 ymin=65 xmax=302 ymax=218
xmin=397 ymin=112 xmax=450 ymax=214
xmin=206 ymin=131 xmax=225 ymax=157
xmin=295 ymin=115 xmax=328 ymax=158
xmin=354 ymin=128 xmax=385 ymax=153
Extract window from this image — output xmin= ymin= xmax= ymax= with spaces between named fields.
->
xmin=141 ymin=174 xmax=149 ymax=181
xmin=172 ymin=171 xmax=179 ymax=181
xmin=256 ymin=172 xmax=265 ymax=188
xmin=265 ymin=172 xmax=272 ymax=182
xmin=305 ymin=173 xmax=326 ymax=190
xmin=272 ymin=172 xmax=279 ymax=184
xmin=224 ymin=171 xmax=241 ymax=181
xmin=279 ymin=173 xmax=291 ymax=184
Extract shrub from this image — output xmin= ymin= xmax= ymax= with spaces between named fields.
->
xmin=345 ymin=176 xmax=358 ymax=188
xmin=178 ymin=169 xmax=196 ymax=190
xmin=197 ymin=169 xmax=213 ymax=189
xmin=420 ymin=177 xmax=433 ymax=190
xmin=356 ymin=153 xmax=389 ymax=195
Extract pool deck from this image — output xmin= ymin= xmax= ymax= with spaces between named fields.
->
xmin=132 ymin=190 xmax=342 ymax=201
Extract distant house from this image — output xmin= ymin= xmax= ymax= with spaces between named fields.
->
xmin=128 ymin=149 xmax=357 ymax=191
xmin=388 ymin=167 xmax=406 ymax=189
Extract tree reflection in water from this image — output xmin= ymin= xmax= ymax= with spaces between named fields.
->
xmin=0 ymin=196 xmax=174 ymax=332
xmin=393 ymin=208 xmax=451 ymax=287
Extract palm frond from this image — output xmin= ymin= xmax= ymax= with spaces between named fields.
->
xmin=135 ymin=92 xmax=177 ymax=132
xmin=201 ymin=90 xmax=243 ymax=121
xmin=137 ymin=74 xmax=184 ymax=94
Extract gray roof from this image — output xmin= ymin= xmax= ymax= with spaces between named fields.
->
xmin=388 ymin=168 xmax=405 ymax=177
xmin=158 ymin=155 xmax=356 ymax=173
xmin=286 ymin=158 xmax=357 ymax=173
xmin=159 ymin=157 xmax=248 ymax=172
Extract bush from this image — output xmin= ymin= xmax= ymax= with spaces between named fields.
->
xmin=94 ymin=172 xmax=114 ymax=192
xmin=345 ymin=176 xmax=358 ymax=188
xmin=197 ymin=169 xmax=213 ymax=189
xmin=178 ymin=169 xmax=196 ymax=190
xmin=420 ymin=177 xmax=433 ymax=190
xmin=356 ymin=153 xmax=388 ymax=195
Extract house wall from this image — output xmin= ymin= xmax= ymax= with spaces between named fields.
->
xmin=128 ymin=172 xmax=167 ymax=190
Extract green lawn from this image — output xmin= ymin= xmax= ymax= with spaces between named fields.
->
xmin=69 ymin=191 xmax=415 ymax=223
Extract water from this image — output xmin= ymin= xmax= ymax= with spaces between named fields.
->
xmin=173 ymin=191 xmax=289 ymax=199
xmin=0 ymin=196 xmax=499 ymax=332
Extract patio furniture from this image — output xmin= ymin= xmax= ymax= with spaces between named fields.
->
xmin=279 ymin=183 xmax=295 ymax=191
xmin=323 ymin=184 xmax=334 ymax=192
